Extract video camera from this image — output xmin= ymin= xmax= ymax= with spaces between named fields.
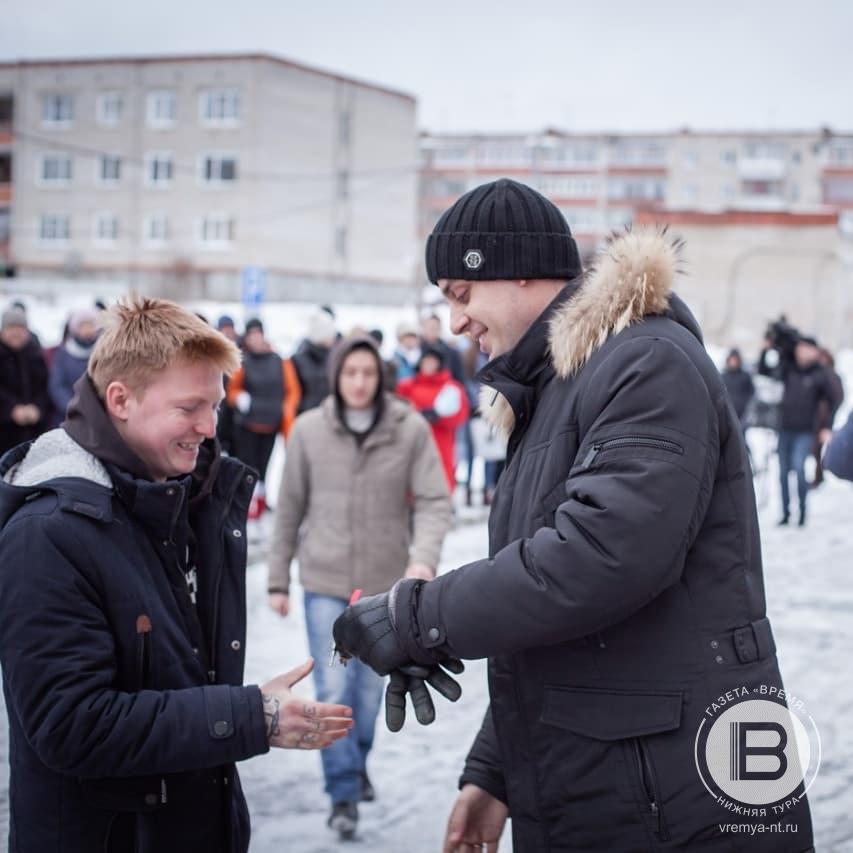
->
xmin=764 ymin=316 xmax=800 ymax=358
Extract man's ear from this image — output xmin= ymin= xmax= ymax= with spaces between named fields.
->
xmin=104 ymin=381 xmax=133 ymax=422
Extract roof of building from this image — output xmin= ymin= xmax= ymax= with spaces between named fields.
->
xmin=0 ymin=52 xmax=415 ymax=103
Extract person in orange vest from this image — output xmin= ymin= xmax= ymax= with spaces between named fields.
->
xmin=396 ymin=344 xmax=469 ymax=494
xmin=227 ymin=318 xmax=300 ymax=517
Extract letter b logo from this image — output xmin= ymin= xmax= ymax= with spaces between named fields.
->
xmin=731 ymin=721 xmax=788 ymax=781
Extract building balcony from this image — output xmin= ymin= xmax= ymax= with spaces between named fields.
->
xmin=737 ymin=157 xmax=787 ymax=181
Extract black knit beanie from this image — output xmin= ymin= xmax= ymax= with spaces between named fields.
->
xmin=425 ymin=178 xmax=582 ymax=284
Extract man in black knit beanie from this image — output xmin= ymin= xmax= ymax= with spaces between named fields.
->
xmin=333 ymin=179 xmax=813 ymax=853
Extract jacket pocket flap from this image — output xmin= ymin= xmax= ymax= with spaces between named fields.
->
xmin=542 ymin=686 xmax=683 ymax=741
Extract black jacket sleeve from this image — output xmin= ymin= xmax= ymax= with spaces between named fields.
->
xmin=458 ymin=706 xmax=507 ymax=804
xmin=0 ymin=514 xmax=270 ymax=778
xmin=415 ymin=337 xmax=718 ymax=659
xmin=824 ymin=412 xmax=853 ymax=482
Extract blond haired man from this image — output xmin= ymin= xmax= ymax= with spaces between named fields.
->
xmin=0 ymin=298 xmax=353 ymax=853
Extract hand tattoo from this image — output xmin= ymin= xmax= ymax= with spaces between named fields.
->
xmin=262 ymin=693 xmax=281 ymax=742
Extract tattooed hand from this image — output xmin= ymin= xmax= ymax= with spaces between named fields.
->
xmin=259 ymin=659 xmax=353 ymax=750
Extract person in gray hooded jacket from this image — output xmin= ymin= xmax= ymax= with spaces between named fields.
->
xmin=267 ymin=334 xmax=452 ymax=840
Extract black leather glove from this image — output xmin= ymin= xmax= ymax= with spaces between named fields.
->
xmin=332 ymin=583 xmax=423 ymax=676
xmin=385 ymin=659 xmax=465 ymax=732
xmin=420 ymin=408 xmax=440 ymax=424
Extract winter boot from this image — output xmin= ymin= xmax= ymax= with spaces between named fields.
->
xmin=777 ymin=513 xmax=789 ymax=527
xmin=328 ymin=801 xmax=358 ymax=840
xmin=360 ymin=771 xmax=376 ymax=803
xmin=798 ymin=507 xmax=807 ymax=527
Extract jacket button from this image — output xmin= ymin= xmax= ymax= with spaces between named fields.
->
xmin=213 ymin=720 xmax=230 ymax=736
xmin=144 ymin=793 xmax=158 ymax=806
xmin=166 ymin=487 xmax=176 ymax=496
xmin=162 ymin=540 xmax=169 ymax=548
xmin=428 ymin=628 xmax=440 ymax=642
xmin=246 ymin=474 xmax=254 ymax=485
xmin=715 ymin=655 xmax=724 ymax=664
xmin=231 ymin=640 xmax=241 ymax=651
xmin=710 ymin=640 xmax=719 ymax=649
xmin=232 ymin=529 xmax=242 ymax=538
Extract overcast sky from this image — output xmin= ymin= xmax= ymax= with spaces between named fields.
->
xmin=2 ymin=0 xmax=851 ymax=134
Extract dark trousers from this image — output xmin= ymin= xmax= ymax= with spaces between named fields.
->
xmin=777 ymin=430 xmax=812 ymax=519
xmin=233 ymin=427 xmax=277 ymax=483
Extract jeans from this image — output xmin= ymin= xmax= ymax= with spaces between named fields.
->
xmin=777 ymin=430 xmax=813 ymax=519
xmin=303 ymin=591 xmax=385 ymax=804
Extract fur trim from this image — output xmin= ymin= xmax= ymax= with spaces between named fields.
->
xmin=479 ymin=228 xmax=682 ymax=439
xmin=550 ymin=228 xmax=681 ymax=380
xmin=478 ymin=385 xmax=515 ymax=438
xmin=4 ymin=428 xmax=112 ymax=488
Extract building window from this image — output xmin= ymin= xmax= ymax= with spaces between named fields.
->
xmin=41 ymin=93 xmax=73 ymax=127
xmin=827 ymin=145 xmax=853 ymax=166
xmin=147 ymin=90 xmax=176 ymax=127
xmin=744 ymin=142 xmax=785 ymax=160
xmin=680 ymin=185 xmax=698 ymax=203
xmin=96 ymin=91 xmax=123 ymax=126
xmin=202 ymin=155 xmax=237 ymax=183
xmin=39 ymin=214 xmax=70 ymax=242
xmin=146 ymin=153 xmax=174 ymax=186
xmin=94 ymin=213 xmax=119 ymax=244
xmin=200 ymin=89 xmax=240 ymax=125
xmin=144 ymin=213 xmax=170 ymax=245
xmin=199 ymin=214 xmax=235 ymax=246
xmin=683 ymin=150 xmax=699 ymax=169
xmin=0 ymin=208 xmax=10 ymax=242
xmin=742 ymin=179 xmax=784 ymax=196
xmin=335 ymin=225 xmax=347 ymax=258
xmin=99 ymin=155 xmax=121 ymax=184
xmin=721 ymin=149 xmax=737 ymax=164
xmin=721 ymin=184 xmax=736 ymax=202
xmin=39 ymin=154 xmax=73 ymax=185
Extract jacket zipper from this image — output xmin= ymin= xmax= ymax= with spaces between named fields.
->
xmin=207 ymin=471 xmax=247 ymax=684
xmin=582 ymin=436 xmax=684 ymax=470
xmin=633 ymin=738 xmax=669 ymax=841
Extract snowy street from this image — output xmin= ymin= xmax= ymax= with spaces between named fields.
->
xmin=2 ymin=478 xmax=853 ymax=851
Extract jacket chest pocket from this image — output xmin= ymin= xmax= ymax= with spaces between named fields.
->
xmin=518 ymin=427 xmax=579 ymax=531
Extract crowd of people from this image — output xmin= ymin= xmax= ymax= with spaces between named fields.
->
xmin=720 ymin=318 xmax=846 ymax=527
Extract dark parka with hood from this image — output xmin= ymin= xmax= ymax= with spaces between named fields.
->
xmin=411 ymin=231 xmax=814 ymax=852
xmin=0 ymin=376 xmax=268 ymax=853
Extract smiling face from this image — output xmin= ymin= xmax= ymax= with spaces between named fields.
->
xmin=106 ymin=359 xmax=225 ymax=482
xmin=438 ymin=278 xmax=562 ymax=360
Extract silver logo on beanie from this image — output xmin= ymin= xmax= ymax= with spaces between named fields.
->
xmin=463 ymin=249 xmax=484 ymax=270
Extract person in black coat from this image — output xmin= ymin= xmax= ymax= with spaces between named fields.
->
xmin=721 ymin=347 xmax=754 ymax=426
xmin=292 ymin=309 xmax=337 ymax=414
xmin=0 ymin=298 xmax=353 ymax=853
xmin=758 ymin=334 xmax=840 ymax=525
xmin=0 ymin=307 xmax=50 ymax=455
xmin=332 ymin=180 xmax=814 ymax=853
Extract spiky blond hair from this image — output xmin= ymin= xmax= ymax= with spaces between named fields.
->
xmin=88 ymin=296 xmax=241 ymax=396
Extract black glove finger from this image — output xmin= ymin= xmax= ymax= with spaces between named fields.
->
xmin=398 ymin=663 xmax=432 ymax=679
xmin=425 ymin=667 xmax=462 ymax=702
xmin=441 ymin=657 xmax=465 ymax=675
xmin=385 ymin=670 xmax=408 ymax=733
xmin=406 ymin=675 xmax=436 ymax=725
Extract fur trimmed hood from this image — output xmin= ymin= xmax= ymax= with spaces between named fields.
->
xmin=480 ymin=228 xmax=684 ymax=437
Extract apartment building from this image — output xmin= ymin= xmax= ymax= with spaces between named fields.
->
xmin=419 ymin=128 xmax=853 ymax=347
xmin=420 ymin=127 xmax=853 ymax=243
xmin=0 ymin=54 xmax=418 ymax=303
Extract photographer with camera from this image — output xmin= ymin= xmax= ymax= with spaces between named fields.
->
xmin=758 ymin=317 xmax=841 ymax=526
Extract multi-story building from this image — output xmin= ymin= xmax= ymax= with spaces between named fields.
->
xmin=0 ymin=54 xmax=418 ymax=303
xmin=420 ymin=127 xmax=853 ymax=248
xmin=419 ymin=128 xmax=853 ymax=347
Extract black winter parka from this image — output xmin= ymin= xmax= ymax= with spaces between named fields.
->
xmin=413 ymin=232 xmax=814 ymax=853
xmin=0 ymin=381 xmax=267 ymax=853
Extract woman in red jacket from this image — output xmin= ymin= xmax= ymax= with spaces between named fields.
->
xmin=396 ymin=344 xmax=469 ymax=493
